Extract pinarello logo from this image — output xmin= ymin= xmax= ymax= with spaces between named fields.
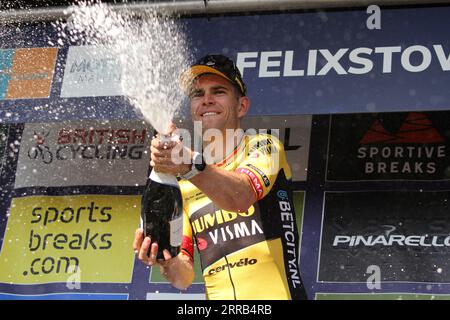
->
xmin=359 ymin=112 xmax=444 ymax=144
xmin=196 ymin=237 xmax=208 ymax=251
xmin=0 ymin=48 xmax=57 ymax=100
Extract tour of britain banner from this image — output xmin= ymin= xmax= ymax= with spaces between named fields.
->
xmin=1 ymin=4 xmax=450 ymax=300
xmin=1 ymin=6 xmax=450 ymax=122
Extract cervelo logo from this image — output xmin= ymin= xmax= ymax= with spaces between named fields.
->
xmin=27 ymin=127 xmax=147 ymax=164
xmin=208 ymin=257 xmax=257 ymax=276
xmin=357 ymin=113 xmax=446 ymax=175
xmin=0 ymin=48 xmax=57 ymax=100
xmin=333 ymin=225 xmax=450 ymax=248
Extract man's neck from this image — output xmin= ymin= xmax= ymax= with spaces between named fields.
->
xmin=203 ymin=128 xmax=245 ymax=164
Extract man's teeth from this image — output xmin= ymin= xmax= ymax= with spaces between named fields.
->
xmin=202 ymin=112 xmax=218 ymax=116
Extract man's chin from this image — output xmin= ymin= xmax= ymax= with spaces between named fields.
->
xmin=200 ymin=119 xmax=222 ymax=131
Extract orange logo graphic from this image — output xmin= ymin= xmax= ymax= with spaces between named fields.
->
xmin=0 ymin=48 xmax=58 ymax=99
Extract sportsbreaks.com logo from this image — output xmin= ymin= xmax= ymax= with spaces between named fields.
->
xmin=27 ymin=127 xmax=147 ymax=164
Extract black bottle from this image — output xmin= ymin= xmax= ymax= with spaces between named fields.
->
xmin=140 ymin=137 xmax=183 ymax=260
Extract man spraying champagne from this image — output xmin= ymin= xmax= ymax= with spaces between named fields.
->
xmin=134 ymin=54 xmax=308 ymax=300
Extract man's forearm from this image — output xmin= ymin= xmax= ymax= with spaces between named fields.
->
xmin=189 ymin=164 xmax=256 ymax=212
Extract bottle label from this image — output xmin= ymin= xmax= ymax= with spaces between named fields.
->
xmin=169 ymin=215 xmax=183 ymax=247
xmin=149 ymin=169 xmax=179 ymax=187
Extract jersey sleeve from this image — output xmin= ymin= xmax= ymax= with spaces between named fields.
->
xmin=180 ymin=204 xmax=194 ymax=261
xmin=235 ymin=134 xmax=286 ymax=201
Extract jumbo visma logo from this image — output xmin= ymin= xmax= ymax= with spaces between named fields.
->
xmin=0 ymin=48 xmax=57 ymax=99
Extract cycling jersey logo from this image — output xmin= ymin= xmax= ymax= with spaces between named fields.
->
xmin=208 ymin=258 xmax=257 ymax=276
xmin=191 ymin=205 xmax=255 ymax=234
xmin=277 ymin=189 xmax=288 ymax=201
xmin=277 ymin=191 xmax=302 ymax=290
xmin=196 ymin=237 xmax=208 ymax=251
xmin=190 ymin=202 xmax=267 ymax=268
xmin=246 ymin=164 xmax=270 ymax=187
xmin=191 ymin=205 xmax=264 ymax=246
xmin=236 ymin=167 xmax=264 ymax=199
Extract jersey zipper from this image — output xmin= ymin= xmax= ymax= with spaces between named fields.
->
xmin=223 ymin=255 xmax=237 ymax=300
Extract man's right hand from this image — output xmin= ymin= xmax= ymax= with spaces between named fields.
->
xmin=133 ymin=228 xmax=195 ymax=289
xmin=133 ymin=228 xmax=160 ymax=266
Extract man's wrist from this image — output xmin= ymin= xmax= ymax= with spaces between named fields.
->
xmin=181 ymin=151 xmax=206 ymax=180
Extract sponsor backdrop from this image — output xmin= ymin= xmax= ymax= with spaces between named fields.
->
xmin=1 ymin=5 xmax=450 ymax=299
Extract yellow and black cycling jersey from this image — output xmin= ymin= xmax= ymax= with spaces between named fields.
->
xmin=179 ymin=133 xmax=307 ymax=300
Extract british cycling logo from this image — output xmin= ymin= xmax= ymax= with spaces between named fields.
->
xmin=27 ymin=131 xmax=53 ymax=164
xmin=26 ymin=127 xmax=147 ymax=164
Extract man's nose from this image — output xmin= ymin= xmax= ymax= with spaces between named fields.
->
xmin=202 ymin=92 xmax=215 ymax=105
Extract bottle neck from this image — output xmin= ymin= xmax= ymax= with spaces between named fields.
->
xmin=149 ymin=132 xmax=180 ymax=187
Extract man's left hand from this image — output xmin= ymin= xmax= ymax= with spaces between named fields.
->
xmin=150 ymin=133 xmax=192 ymax=177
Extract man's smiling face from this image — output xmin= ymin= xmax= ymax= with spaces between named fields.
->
xmin=189 ymin=74 xmax=249 ymax=134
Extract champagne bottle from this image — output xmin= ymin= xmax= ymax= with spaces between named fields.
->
xmin=141 ymin=134 xmax=183 ymax=260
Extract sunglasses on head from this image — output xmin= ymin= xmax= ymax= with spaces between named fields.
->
xmin=197 ymin=55 xmax=246 ymax=95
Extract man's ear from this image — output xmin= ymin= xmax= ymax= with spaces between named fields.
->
xmin=237 ymin=96 xmax=250 ymax=119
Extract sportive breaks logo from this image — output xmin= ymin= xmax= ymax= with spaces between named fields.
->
xmin=0 ymin=48 xmax=57 ymax=100
xmin=358 ymin=112 xmax=446 ymax=177
xmin=327 ymin=111 xmax=450 ymax=181
xmin=359 ymin=112 xmax=444 ymax=144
